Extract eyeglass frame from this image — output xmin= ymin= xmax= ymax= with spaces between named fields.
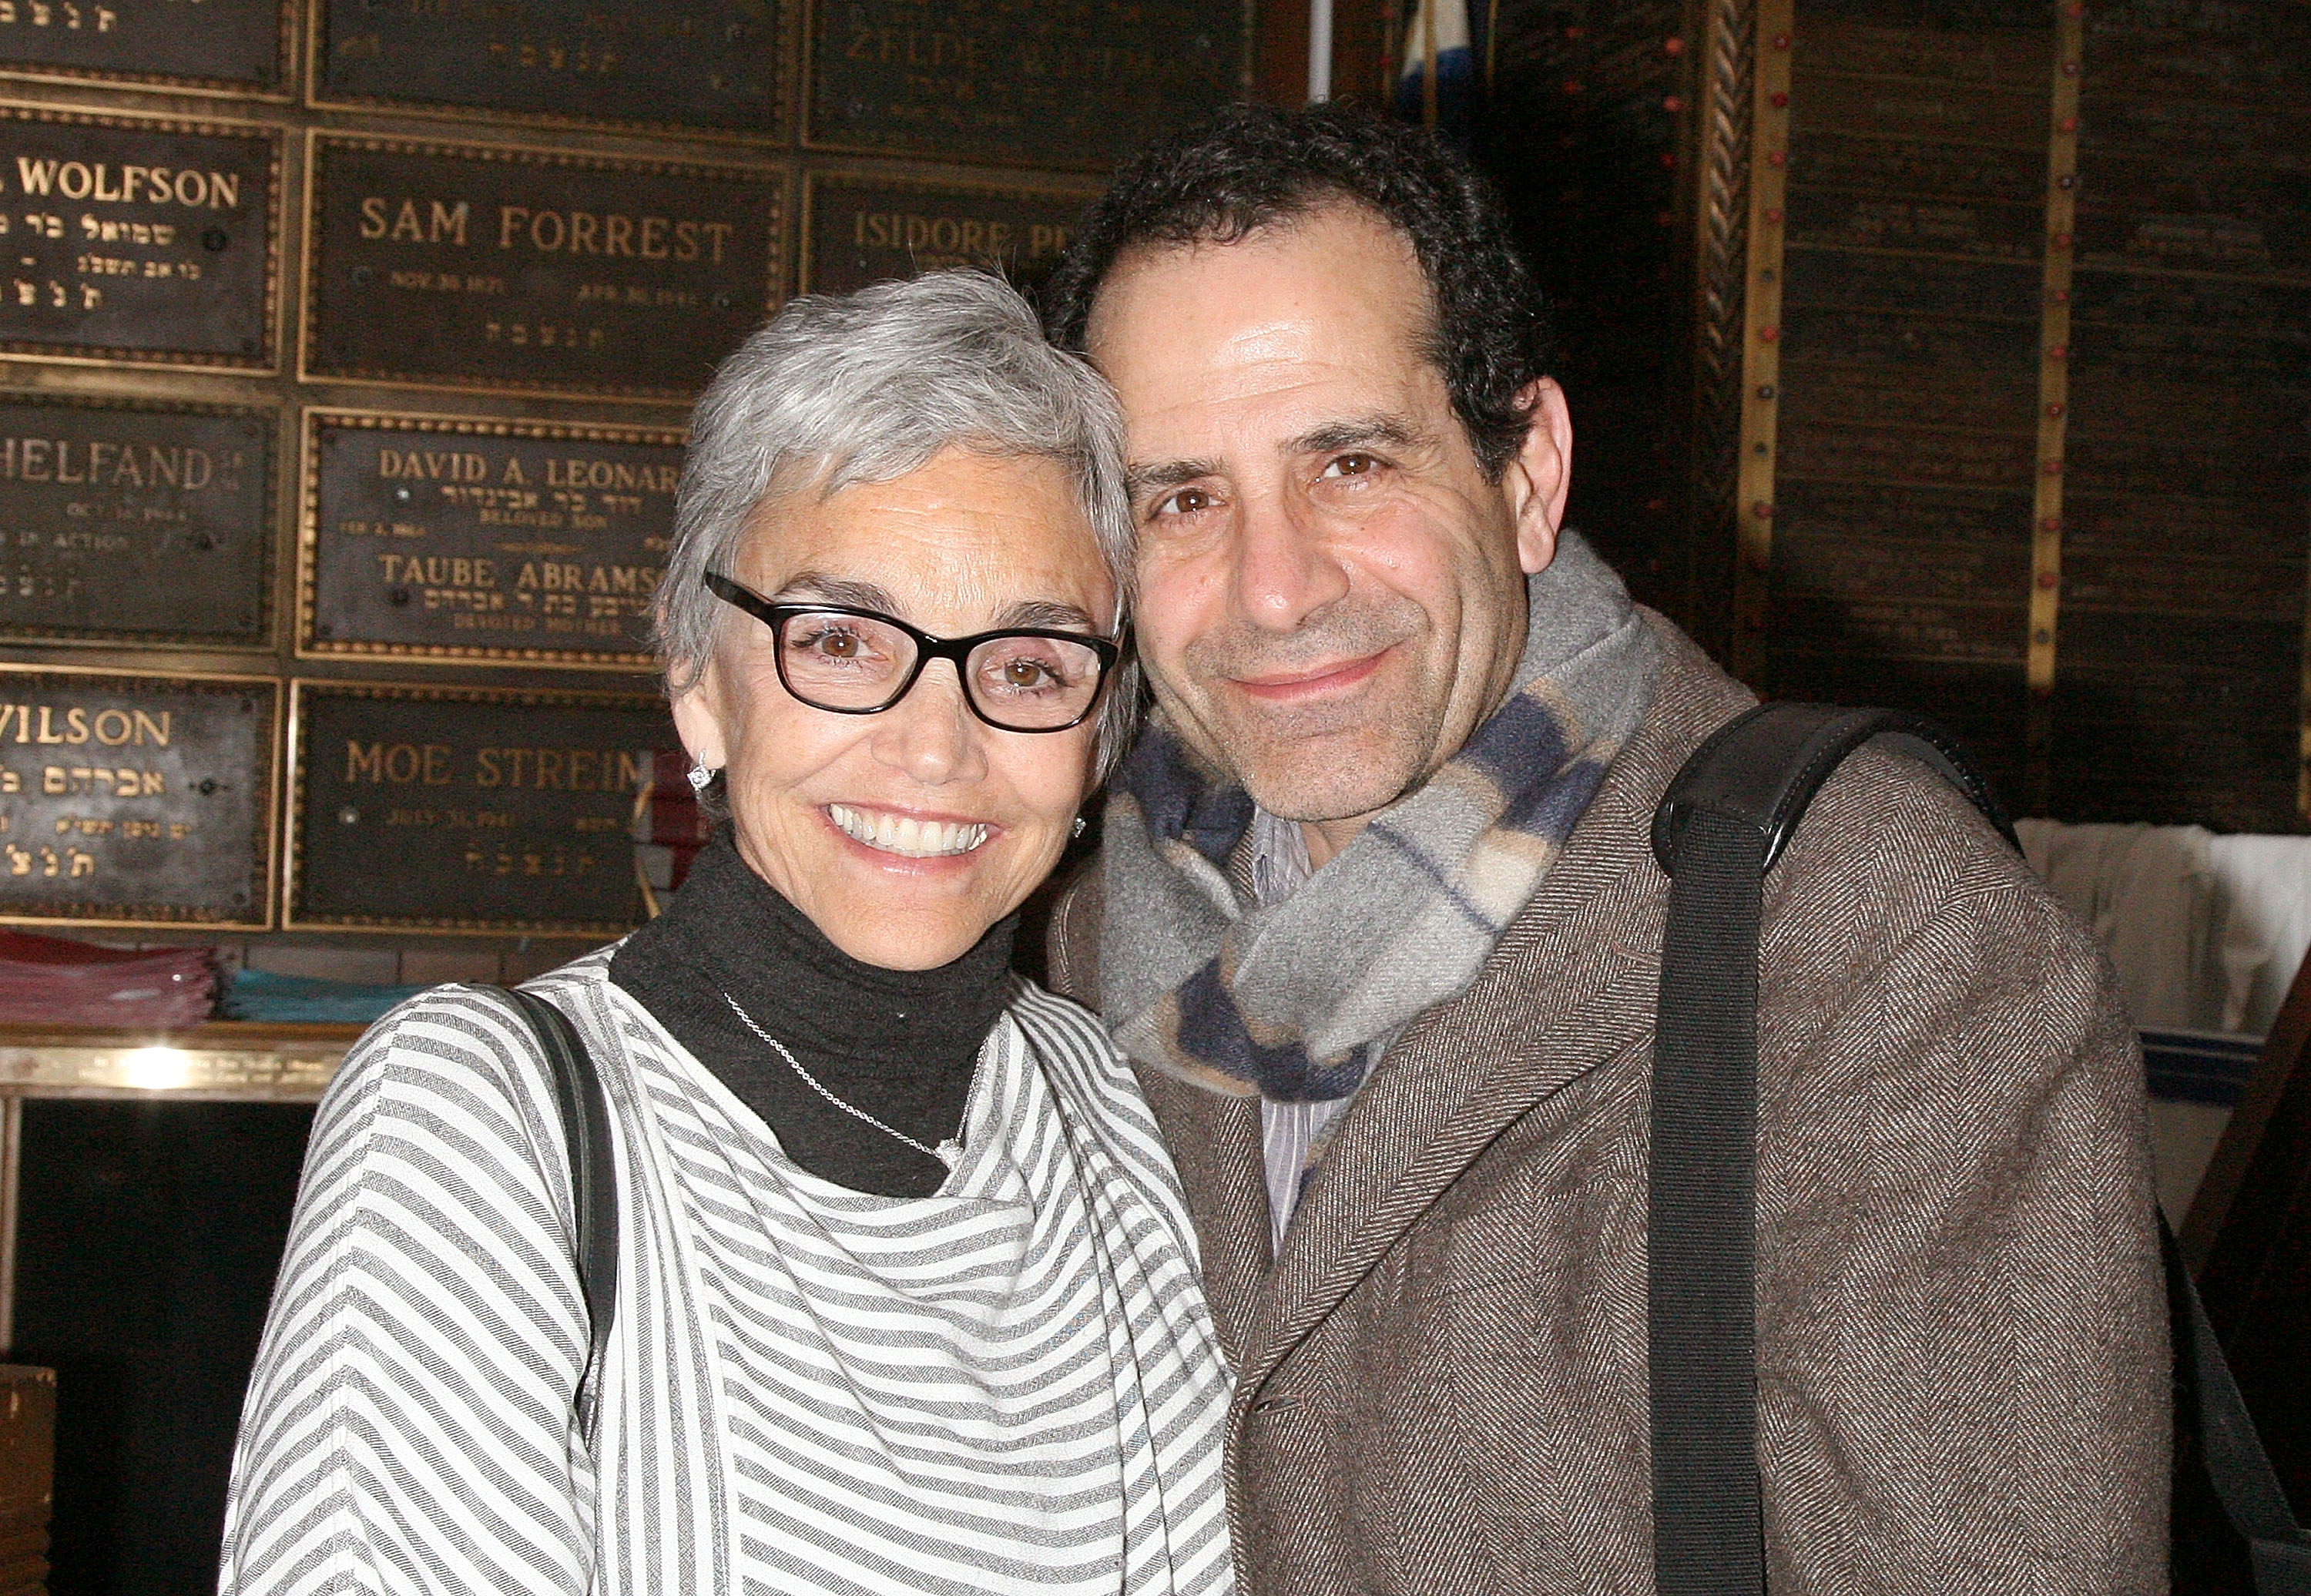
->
xmin=703 ymin=570 xmax=1128 ymax=734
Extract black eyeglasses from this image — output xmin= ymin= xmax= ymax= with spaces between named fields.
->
xmin=704 ymin=571 xmax=1125 ymax=733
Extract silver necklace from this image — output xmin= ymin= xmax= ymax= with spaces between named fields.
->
xmin=720 ymin=991 xmax=963 ymax=1169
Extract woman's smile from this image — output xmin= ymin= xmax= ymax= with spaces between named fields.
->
xmin=826 ymin=802 xmax=991 ymax=859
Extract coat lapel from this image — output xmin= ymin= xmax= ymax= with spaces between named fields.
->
xmin=1132 ymin=1063 xmax=1270 ymax=1362
xmin=1236 ymin=889 xmax=1663 ymax=1398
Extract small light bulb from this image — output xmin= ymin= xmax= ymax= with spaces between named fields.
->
xmin=122 ymin=1047 xmax=191 ymax=1091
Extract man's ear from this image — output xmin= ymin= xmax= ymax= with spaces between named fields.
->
xmin=669 ymin=656 xmax=732 ymax=773
xmin=1504 ymin=377 xmax=1574 ymax=575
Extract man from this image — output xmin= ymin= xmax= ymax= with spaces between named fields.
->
xmin=1041 ymin=103 xmax=2166 ymax=1593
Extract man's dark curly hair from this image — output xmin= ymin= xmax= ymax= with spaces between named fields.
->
xmin=1043 ymin=101 xmax=1553 ymax=481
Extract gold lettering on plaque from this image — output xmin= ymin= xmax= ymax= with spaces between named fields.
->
xmin=850 ymin=210 xmax=1072 ymax=261
xmin=10 ymin=159 xmax=241 ymax=211
xmin=352 ymin=197 xmax=731 ymax=264
xmin=0 ymin=436 xmax=230 ymax=490
xmin=344 ymin=742 xmax=454 ymax=786
xmin=377 ymin=553 xmax=497 ymax=588
xmin=358 ymin=197 xmax=471 ymax=245
xmin=542 ymin=458 xmax=677 ymax=492
xmin=494 ymin=206 xmax=733 ymax=263
xmin=0 ymin=4 xmax=123 ymax=31
xmin=342 ymin=739 xmax=646 ymax=794
xmin=0 ymin=702 xmax=167 ymax=744
xmin=377 ymin=448 xmax=489 ymax=481
xmin=36 ymin=763 xmax=163 ymax=796
xmin=845 ymin=27 xmax=983 ymax=71
xmin=474 ymin=746 xmax=646 ymax=791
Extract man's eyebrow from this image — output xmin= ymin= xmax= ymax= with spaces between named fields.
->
xmin=1122 ymin=417 xmax=1431 ymax=500
xmin=1125 ymin=458 xmax=1225 ymax=497
xmin=1288 ymin=414 xmax=1431 ymax=456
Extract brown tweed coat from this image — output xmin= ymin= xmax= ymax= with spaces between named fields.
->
xmin=1050 ymin=615 xmax=2168 ymax=1595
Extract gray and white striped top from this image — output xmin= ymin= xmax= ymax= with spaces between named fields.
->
xmin=218 ymin=952 xmax=1235 ymax=1596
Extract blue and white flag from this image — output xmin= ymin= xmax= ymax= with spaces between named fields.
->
xmin=1394 ymin=0 xmax=1488 ymax=147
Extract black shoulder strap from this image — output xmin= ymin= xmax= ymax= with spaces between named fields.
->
xmin=1650 ymin=702 xmax=2018 ymax=877
xmin=2168 ymin=1231 xmax=2311 ymax=1593
xmin=1649 ymin=701 xmax=2309 ymax=1595
xmin=505 ymin=986 xmax=618 ymax=1443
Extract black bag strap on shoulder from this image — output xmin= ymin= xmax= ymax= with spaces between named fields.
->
xmin=503 ymin=986 xmax=618 ymax=1443
xmin=1648 ymin=701 xmax=2309 ymax=1596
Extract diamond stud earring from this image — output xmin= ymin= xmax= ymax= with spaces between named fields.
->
xmin=687 ymin=763 xmax=716 ymax=793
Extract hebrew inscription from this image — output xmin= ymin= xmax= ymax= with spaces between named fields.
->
xmin=306 ymin=136 xmax=781 ymax=397
xmin=0 ymin=109 xmax=277 ymax=367
xmin=809 ymin=0 xmax=1245 ymax=168
xmin=303 ymin=411 xmax=676 ymax=666
xmin=317 ymin=0 xmax=782 ymax=134
xmin=0 ymin=669 xmax=273 ymax=927
xmin=0 ymin=397 xmax=267 ymax=644
xmin=291 ymin=681 xmax=664 ymax=934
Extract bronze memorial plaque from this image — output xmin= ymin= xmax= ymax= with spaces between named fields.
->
xmin=0 ymin=667 xmax=276 ymax=929
xmin=2056 ymin=0 xmax=2311 ymax=829
xmin=289 ymin=679 xmax=666 ymax=934
xmin=304 ymin=135 xmax=783 ymax=398
xmin=0 ymin=109 xmax=279 ymax=369
xmin=0 ymin=395 xmax=270 ymax=645
xmin=0 ymin=0 xmax=285 ymax=90
xmin=301 ymin=410 xmax=677 ymax=668
xmin=1770 ymin=7 xmax=2051 ymax=697
xmin=316 ymin=0 xmax=787 ymax=136
xmin=801 ymin=173 xmax=1087 ymax=293
xmin=807 ymin=0 xmax=1247 ymax=169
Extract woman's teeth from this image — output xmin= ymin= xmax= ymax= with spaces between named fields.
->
xmin=828 ymin=803 xmax=989 ymax=858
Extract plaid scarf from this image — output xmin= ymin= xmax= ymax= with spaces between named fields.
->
xmin=1099 ymin=532 xmax=1660 ymax=1102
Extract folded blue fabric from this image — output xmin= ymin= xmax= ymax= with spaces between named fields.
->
xmin=2139 ymin=1028 xmax=2262 ymax=1107
xmin=223 ymin=968 xmax=431 ymax=1025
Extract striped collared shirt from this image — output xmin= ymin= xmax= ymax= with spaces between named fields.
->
xmin=1250 ymin=809 xmax=1357 ymax=1258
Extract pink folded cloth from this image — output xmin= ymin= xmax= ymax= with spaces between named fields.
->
xmin=635 ymin=747 xmax=712 ymax=903
xmin=0 ymin=928 xmax=217 ymax=1028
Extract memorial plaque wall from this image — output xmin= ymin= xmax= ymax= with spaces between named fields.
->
xmin=288 ymin=680 xmax=666 ymax=934
xmin=0 ymin=395 xmax=270 ymax=645
xmin=0 ymin=107 xmax=278 ymax=369
xmin=2054 ymin=0 xmax=2311 ymax=830
xmin=0 ymin=2 xmax=1257 ymax=947
xmin=808 ymin=0 xmax=1248 ymax=168
xmin=300 ymin=411 xmax=676 ymax=668
xmin=1735 ymin=0 xmax=2310 ymax=829
xmin=801 ymin=172 xmax=1087 ymax=293
xmin=0 ymin=0 xmax=285 ymax=92
xmin=1484 ymin=0 xmax=1692 ymax=619
xmin=304 ymin=136 xmax=784 ymax=397
xmin=0 ymin=667 xmax=275 ymax=927
xmin=1757 ymin=2 xmax=2054 ymax=804
xmin=315 ymin=0 xmax=790 ymax=136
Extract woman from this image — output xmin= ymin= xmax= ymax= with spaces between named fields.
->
xmin=219 ymin=272 xmax=1233 ymax=1595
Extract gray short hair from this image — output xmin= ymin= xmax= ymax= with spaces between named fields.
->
xmin=659 ymin=269 xmax=1140 ymax=774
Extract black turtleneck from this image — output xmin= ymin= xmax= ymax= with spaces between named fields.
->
xmin=609 ymin=828 xmax=1016 ymax=1198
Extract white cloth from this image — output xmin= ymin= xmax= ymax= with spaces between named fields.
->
xmin=219 ymin=953 xmax=1234 ymax=1596
xmin=2205 ymin=833 xmax=2311 ymax=1035
xmin=2018 ymin=820 xmax=2311 ymax=1036
xmin=2016 ymin=820 xmax=2213 ymax=1028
